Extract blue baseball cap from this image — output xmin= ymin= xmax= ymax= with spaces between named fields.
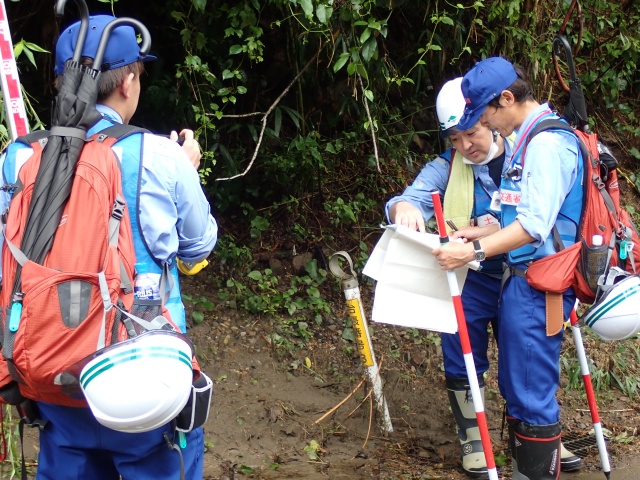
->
xmin=457 ymin=57 xmax=518 ymax=130
xmin=55 ymin=15 xmax=156 ymax=75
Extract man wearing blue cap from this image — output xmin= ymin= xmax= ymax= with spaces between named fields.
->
xmin=433 ymin=57 xmax=584 ymax=479
xmin=0 ymin=14 xmax=217 ymax=480
xmin=387 ymin=77 xmax=513 ymax=479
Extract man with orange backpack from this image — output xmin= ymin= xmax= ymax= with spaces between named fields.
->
xmin=434 ymin=57 xmax=583 ymax=479
xmin=0 ymin=14 xmax=217 ymax=480
xmin=387 ymin=76 xmax=581 ymax=478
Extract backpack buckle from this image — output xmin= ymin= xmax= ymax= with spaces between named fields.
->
xmin=111 ymin=197 xmax=126 ymax=221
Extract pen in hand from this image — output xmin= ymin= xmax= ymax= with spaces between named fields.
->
xmin=446 ymin=220 xmax=458 ymax=232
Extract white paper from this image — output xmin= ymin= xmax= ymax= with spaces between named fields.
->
xmin=363 ymin=225 xmax=478 ymax=333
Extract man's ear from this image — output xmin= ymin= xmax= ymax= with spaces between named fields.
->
xmin=500 ymin=90 xmax=515 ymax=106
xmin=121 ymin=72 xmax=136 ymax=99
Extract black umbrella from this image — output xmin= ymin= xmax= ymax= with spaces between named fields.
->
xmin=552 ymin=35 xmax=589 ymax=132
xmin=12 ymin=1 xmax=152 ymax=294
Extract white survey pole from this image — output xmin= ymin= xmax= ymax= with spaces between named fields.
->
xmin=329 ymin=251 xmax=393 ymax=435
xmin=0 ymin=0 xmax=29 ymax=140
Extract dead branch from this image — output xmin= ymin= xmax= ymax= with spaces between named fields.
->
xmin=214 ymin=49 xmax=322 ymax=182
xmin=357 ymin=74 xmax=381 ymax=173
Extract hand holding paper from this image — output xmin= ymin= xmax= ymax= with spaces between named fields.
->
xmin=362 ymin=225 xmax=479 ymax=333
xmin=433 ymin=239 xmax=476 ymax=271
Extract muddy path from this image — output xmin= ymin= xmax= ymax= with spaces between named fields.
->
xmin=9 ymin=280 xmax=639 ymax=480
xmin=191 ymin=296 xmax=640 ymax=480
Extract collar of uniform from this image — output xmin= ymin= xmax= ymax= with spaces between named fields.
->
xmin=515 ymin=102 xmax=554 ymax=145
xmin=96 ymin=104 xmax=123 ymax=124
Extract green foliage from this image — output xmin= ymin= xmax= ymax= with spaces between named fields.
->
xmin=0 ymin=406 xmax=36 ymax=478
xmin=182 ymin=293 xmax=215 ymax=324
xmin=13 ymin=40 xmax=48 ymax=69
xmin=222 ymin=260 xmax=329 ymax=319
xmin=303 ymin=439 xmax=321 ymax=461
xmin=213 ymin=243 xmax=331 ymax=350
xmin=561 ymin=331 xmax=640 ymax=399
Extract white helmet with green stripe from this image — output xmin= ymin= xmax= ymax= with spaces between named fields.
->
xmin=80 ymin=330 xmax=194 ymax=432
xmin=583 ymin=274 xmax=640 ymax=341
xmin=436 ymin=77 xmax=465 ymax=135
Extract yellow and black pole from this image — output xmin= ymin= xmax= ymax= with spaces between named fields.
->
xmin=329 ymin=251 xmax=393 ymax=435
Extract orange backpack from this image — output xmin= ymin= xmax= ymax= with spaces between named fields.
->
xmin=523 ymin=119 xmax=640 ymax=305
xmin=0 ymin=127 xmax=199 ymax=407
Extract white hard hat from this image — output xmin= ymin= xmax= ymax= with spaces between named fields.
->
xmin=80 ymin=330 xmax=194 ymax=433
xmin=583 ymin=274 xmax=640 ymax=341
xmin=436 ymin=77 xmax=466 ymax=134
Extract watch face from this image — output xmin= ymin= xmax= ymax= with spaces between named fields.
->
xmin=473 ymin=240 xmax=485 ymax=262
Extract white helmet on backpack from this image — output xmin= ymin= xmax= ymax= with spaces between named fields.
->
xmin=79 ymin=330 xmax=194 ymax=433
xmin=583 ymin=274 xmax=640 ymax=341
xmin=436 ymin=77 xmax=466 ymax=135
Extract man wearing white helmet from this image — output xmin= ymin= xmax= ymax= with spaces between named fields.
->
xmin=386 ymin=78 xmax=581 ymax=478
xmin=386 ymin=77 xmax=513 ymax=478
xmin=434 ymin=58 xmax=584 ymax=479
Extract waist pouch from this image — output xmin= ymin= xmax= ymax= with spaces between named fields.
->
xmin=525 ymin=241 xmax=582 ymax=293
xmin=176 ymin=372 xmax=213 ymax=432
xmin=522 ymin=242 xmax=582 ymax=337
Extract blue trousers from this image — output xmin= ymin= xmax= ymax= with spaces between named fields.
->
xmin=442 ymin=269 xmax=501 ymax=379
xmin=498 ymin=275 xmax=574 ymax=424
xmin=35 ymin=403 xmax=203 ymax=480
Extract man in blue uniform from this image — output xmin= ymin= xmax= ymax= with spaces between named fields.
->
xmin=0 ymin=14 xmax=217 ymax=480
xmin=433 ymin=57 xmax=584 ymax=480
xmin=387 ymin=77 xmax=513 ymax=478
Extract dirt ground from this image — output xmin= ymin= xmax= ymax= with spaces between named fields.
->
xmin=8 ymin=276 xmax=639 ymax=480
xmin=187 ymin=276 xmax=640 ymax=480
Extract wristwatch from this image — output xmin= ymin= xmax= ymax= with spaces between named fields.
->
xmin=473 ymin=240 xmax=486 ymax=262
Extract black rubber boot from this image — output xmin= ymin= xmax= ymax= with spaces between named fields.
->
xmin=446 ymin=377 xmax=488 ymax=479
xmin=508 ymin=411 xmax=581 ymax=475
xmin=512 ymin=421 xmax=561 ymax=480
xmin=506 ymin=412 xmax=518 ymax=473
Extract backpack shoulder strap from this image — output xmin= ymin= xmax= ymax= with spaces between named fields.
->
xmin=96 ymin=124 xmax=150 ymax=142
xmin=528 ymin=118 xmax=574 ymax=139
xmin=526 ymin=118 xmax=591 ymax=166
xmin=15 ymin=130 xmax=50 ymax=147
xmin=3 ymin=131 xmax=50 ymax=190
xmin=525 ymin=119 xmax=588 ymax=252
xmin=446 ymin=148 xmax=456 ymax=180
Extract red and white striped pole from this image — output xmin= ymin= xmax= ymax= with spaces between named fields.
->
xmin=0 ymin=1 xmax=28 ymax=463
xmin=430 ymin=190 xmax=498 ymax=480
xmin=0 ymin=0 xmax=29 ymax=140
xmin=569 ymin=305 xmax=611 ymax=479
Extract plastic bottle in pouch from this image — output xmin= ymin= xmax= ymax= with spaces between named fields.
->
xmin=133 ymin=262 xmax=161 ymax=300
xmin=584 ymin=234 xmax=607 ymax=292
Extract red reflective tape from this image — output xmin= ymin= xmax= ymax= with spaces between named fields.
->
xmin=0 ymin=42 xmax=10 ymax=58
xmin=0 ymin=0 xmax=29 ymax=138
xmin=453 ymin=295 xmax=472 ymax=353
xmin=582 ymin=374 xmax=601 ymax=423
xmin=6 ymin=75 xmax=18 ymax=97
xmin=515 ymin=432 xmax=562 ymax=442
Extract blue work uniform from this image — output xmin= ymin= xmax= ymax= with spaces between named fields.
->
xmin=385 ymin=139 xmax=513 ymax=380
xmin=498 ymin=103 xmax=583 ymax=425
xmin=0 ymin=107 xmax=217 ymax=480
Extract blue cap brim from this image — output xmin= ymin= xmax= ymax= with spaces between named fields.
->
xmin=457 ymin=105 xmax=486 ymax=131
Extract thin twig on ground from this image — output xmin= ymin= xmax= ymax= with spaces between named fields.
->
xmin=314 ymin=376 xmax=366 ymax=425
